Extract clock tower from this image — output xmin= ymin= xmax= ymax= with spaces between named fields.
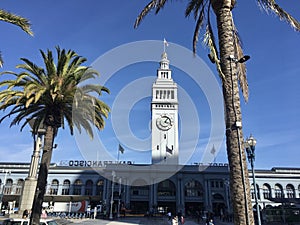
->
xmin=151 ymin=50 xmax=179 ymax=164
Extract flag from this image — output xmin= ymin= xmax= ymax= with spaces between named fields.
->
xmin=119 ymin=144 xmax=124 ymax=154
xmin=163 ymin=38 xmax=169 ymax=47
xmin=166 ymin=145 xmax=173 ymax=154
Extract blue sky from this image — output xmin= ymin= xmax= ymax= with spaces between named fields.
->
xmin=0 ymin=1 xmax=299 ymax=170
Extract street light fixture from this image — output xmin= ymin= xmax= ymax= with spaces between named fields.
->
xmin=245 ymin=134 xmax=261 ymax=225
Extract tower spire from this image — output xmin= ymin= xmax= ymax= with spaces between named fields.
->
xmin=160 ymin=39 xmax=170 ymax=71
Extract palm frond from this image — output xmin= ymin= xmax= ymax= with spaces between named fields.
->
xmin=134 ymin=0 xmax=157 ymax=28
xmin=0 ymin=51 xmax=3 ymax=68
xmin=192 ymin=8 xmax=205 ymax=54
xmin=258 ymin=0 xmax=300 ymax=31
xmin=185 ymin=0 xmax=205 ymax=20
xmin=204 ymin=25 xmax=225 ymax=81
xmin=0 ymin=9 xmax=33 ymax=35
xmin=155 ymin=0 xmax=168 ymax=14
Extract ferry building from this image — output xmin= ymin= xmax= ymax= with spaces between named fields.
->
xmin=1 ymin=51 xmax=300 ymax=221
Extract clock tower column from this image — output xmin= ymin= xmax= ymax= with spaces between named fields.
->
xmin=151 ymin=51 xmax=179 ymax=164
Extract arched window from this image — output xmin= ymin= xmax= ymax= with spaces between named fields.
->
xmin=185 ymin=179 xmax=203 ymax=197
xmin=286 ymin=184 xmax=295 ymax=198
xmin=212 ymin=193 xmax=224 ymax=200
xmin=62 ymin=180 xmax=70 ymax=195
xmin=50 ymin=179 xmax=59 ymax=195
xmin=157 ymin=180 xmax=176 ymax=196
xmin=263 ymin=184 xmax=271 ymax=199
xmin=131 ymin=179 xmax=149 ymax=196
xmin=274 ymin=184 xmax=283 ymax=198
xmin=4 ymin=178 xmax=13 ymax=194
xmin=73 ymin=179 xmax=83 ymax=195
xmin=85 ymin=180 xmax=93 ymax=195
xmin=16 ymin=179 xmax=24 ymax=195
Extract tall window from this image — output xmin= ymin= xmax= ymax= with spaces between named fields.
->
xmin=4 ymin=179 xmax=13 ymax=194
xmin=73 ymin=179 xmax=83 ymax=195
xmin=16 ymin=179 xmax=24 ymax=195
xmin=286 ymin=184 xmax=295 ymax=198
xmin=50 ymin=179 xmax=59 ymax=195
xmin=62 ymin=180 xmax=70 ymax=195
xmin=263 ymin=184 xmax=271 ymax=199
xmin=185 ymin=179 xmax=203 ymax=197
xmin=85 ymin=180 xmax=93 ymax=195
xmin=275 ymin=184 xmax=283 ymax=198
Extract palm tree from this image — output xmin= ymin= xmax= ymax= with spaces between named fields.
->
xmin=135 ymin=1 xmax=299 ymax=224
xmin=0 ymin=47 xmax=110 ymax=225
xmin=0 ymin=9 xmax=33 ymax=67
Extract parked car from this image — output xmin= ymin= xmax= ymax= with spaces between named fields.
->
xmin=2 ymin=218 xmax=58 ymax=225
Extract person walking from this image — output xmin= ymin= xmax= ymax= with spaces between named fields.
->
xmin=167 ymin=211 xmax=172 ymax=221
xmin=172 ymin=215 xmax=179 ymax=225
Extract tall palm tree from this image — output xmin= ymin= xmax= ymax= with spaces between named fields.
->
xmin=0 ymin=47 xmax=110 ymax=225
xmin=0 ymin=9 xmax=33 ymax=67
xmin=135 ymin=1 xmax=299 ymax=224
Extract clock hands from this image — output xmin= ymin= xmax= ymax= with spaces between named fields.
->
xmin=163 ymin=117 xmax=171 ymax=125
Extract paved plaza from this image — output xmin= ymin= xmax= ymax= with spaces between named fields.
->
xmin=3 ymin=215 xmax=299 ymax=225
xmin=66 ymin=216 xmax=234 ymax=225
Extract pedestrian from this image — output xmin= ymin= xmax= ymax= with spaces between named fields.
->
xmin=172 ymin=215 xmax=178 ymax=225
xmin=208 ymin=218 xmax=214 ymax=225
xmin=180 ymin=215 xmax=185 ymax=224
xmin=22 ymin=209 xmax=28 ymax=218
xmin=41 ymin=208 xmax=47 ymax=219
xmin=167 ymin=211 xmax=172 ymax=221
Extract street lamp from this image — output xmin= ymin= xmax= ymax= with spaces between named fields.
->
xmin=245 ymin=134 xmax=261 ymax=225
xmin=117 ymin=177 xmax=122 ymax=218
xmin=109 ymin=171 xmax=116 ymax=220
xmin=18 ymin=119 xmax=46 ymax=216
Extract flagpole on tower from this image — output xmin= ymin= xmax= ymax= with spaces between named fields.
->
xmin=163 ymin=38 xmax=169 ymax=53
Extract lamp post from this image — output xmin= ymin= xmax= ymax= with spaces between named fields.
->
xmin=18 ymin=119 xmax=46 ymax=216
xmin=245 ymin=135 xmax=261 ymax=225
xmin=117 ymin=177 xmax=122 ymax=218
xmin=109 ymin=171 xmax=116 ymax=220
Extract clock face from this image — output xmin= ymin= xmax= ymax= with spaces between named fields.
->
xmin=156 ymin=115 xmax=173 ymax=130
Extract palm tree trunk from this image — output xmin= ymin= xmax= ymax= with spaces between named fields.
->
xmin=213 ymin=2 xmax=254 ymax=225
xmin=30 ymin=125 xmax=55 ymax=225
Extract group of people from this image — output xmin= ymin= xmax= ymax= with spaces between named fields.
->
xmin=167 ymin=211 xmax=185 ymax=225
xmin=22 ymin=208 xmax=47 ymax=219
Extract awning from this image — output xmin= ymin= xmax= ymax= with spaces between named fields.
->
xmin=43 ymin=195 xmax=101 ymax=202
xmin=269 ymin=198 xmax=300 ymax=204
